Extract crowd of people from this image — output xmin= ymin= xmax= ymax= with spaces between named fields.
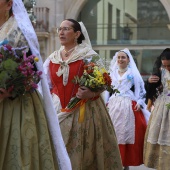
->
xmin=0 ymin=0 xmax=170 ymax=170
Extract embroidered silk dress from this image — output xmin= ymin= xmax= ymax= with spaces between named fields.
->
xmin=0 ymin=16 xmax=62 ymax=170
xmin=44 ymin=43 xmax=123 ymax=170
xmin=108 ymin=67 xmax=148 ymax=166
xmin=144 ymin=68 xmax=170 ymax=170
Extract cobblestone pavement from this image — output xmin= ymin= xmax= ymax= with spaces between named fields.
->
xmin=129 ymin=164 xmax=155 ymax=170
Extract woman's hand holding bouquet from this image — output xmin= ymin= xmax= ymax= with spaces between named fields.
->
xmin=61 ymin=58 xmax=118 ymax=122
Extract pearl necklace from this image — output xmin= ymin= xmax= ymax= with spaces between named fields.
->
xmin=63 ymin=47 xmax=75 ymax=57
xmin=118 ymin=67 xmax=128 ymax=73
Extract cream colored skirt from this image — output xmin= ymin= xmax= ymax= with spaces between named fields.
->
xmin=58 ymin=97 xmax=123 ymax=170
xmin=144 ymin=94 xmax=170 ymax=170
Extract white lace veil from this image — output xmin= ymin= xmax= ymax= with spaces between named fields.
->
xmin=109 ymin=48 xmax=145 ymax=100
xmin=12 ymin=0 xmax=71 ymax=169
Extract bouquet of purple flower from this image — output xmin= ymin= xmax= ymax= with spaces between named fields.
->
xmin=0 ymin=42 xmax=42 ymax=98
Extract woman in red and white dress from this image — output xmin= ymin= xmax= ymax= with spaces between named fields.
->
xmin=108 ymin=49 xmax=150 ymax=170
xmin=44 ymin=19 xmax=123 ymax=170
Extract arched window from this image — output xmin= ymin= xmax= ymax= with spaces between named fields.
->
xmin=78 ymin=0 xmax=170 ymax=79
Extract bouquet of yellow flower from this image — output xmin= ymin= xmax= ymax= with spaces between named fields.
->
xmin=0 ymin=41 xmax=42 ymax=98
xmin=61 ymin=58 xmax=118 ymax=122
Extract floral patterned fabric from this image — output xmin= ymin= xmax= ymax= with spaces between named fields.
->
xmin=59 ymin=97 xmax=123 ymax=170
xmin=0 ymin=16 xmax=28 ymax=48
xmin=144 ymin=113 xmax=170 ymax=170
xmin=0 ymin=91 xmax=59 ymax=170
xmin=47 ymin=44 xmax=123 ymax=170
xmin=144 ymin=69 xmax=170 ymax=170
xmin=0 ymin=16 xmax=60 ymax=170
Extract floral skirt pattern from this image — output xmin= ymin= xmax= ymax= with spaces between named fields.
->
xmin=0 ymin=91 xmax=59 ymax=170
xmin=144 ymin=94 xmax=170 ymax=170
xmin=59 ymin=97 xmax=123 ymax=170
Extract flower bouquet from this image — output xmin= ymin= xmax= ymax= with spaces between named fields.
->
xmin=0 ymin=42 xmax=42 ymax=98
xmin=61 ymin=57 xmax=118 ymax=122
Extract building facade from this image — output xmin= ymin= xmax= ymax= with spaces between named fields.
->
xmin=31 ymin=0 xmax=170 ymax=79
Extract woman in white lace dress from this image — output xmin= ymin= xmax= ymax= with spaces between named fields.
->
xmin=144 ymin=48 xmax=170 ymax=170
xmin=108 ymin=48 xmax=150 ymax=170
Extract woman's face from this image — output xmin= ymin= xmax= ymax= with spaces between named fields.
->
xmin=162 ymin=59 xmax=170 ymax=72
xmin=0 ymin=0 xmax=12 ymax=20
xmin=117 ymin=51 xmax=129 ymax=69
xmin=58 ymin=20 xmax=80 ymax=47
xmin=0 ymin=0 xmax=6 ymax=16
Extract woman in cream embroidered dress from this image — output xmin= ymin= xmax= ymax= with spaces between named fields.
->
xmin=44 ymin=19 xmax=123 ymax=170
xmin=0 ymin=0 xmax=71 ymax=169
xmin=144 ymin=48 xmax=170 ymax=170
xmin=108 ymin=49 xmax=150 ymax=170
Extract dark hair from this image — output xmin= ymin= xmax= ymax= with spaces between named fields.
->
xmin=65 ymin=19 xmax=85 ymax=44
xmin=147 ymin=48 xmax=170 ymax=101
xmin=152 ymin=48 xmax=170 ymax=75
xmin=160 ymin=48 xmax=170 ymax=60
xmin=146 ymin=48 xmax=170 ymax=103
xmin=6 ymin=0 xmax=13 ymax=16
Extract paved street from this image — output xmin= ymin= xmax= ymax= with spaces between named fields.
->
xmin=129 ymin=164 xmax=155 ymax=170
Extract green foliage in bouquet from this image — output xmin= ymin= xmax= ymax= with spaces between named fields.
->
xmin=66 ymin=57 xmax=119 ymax=110
xmin=0 ymin=42 xmax=42 ymax=98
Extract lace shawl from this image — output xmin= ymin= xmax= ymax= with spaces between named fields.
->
xmin=44 ymin=43 xmax=104 ymax=122
xmin=44 ymin=43 xmax=98 ymax=87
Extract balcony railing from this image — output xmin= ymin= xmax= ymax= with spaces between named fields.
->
xmin=33 ymin=7 xmax=49 ymax=32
